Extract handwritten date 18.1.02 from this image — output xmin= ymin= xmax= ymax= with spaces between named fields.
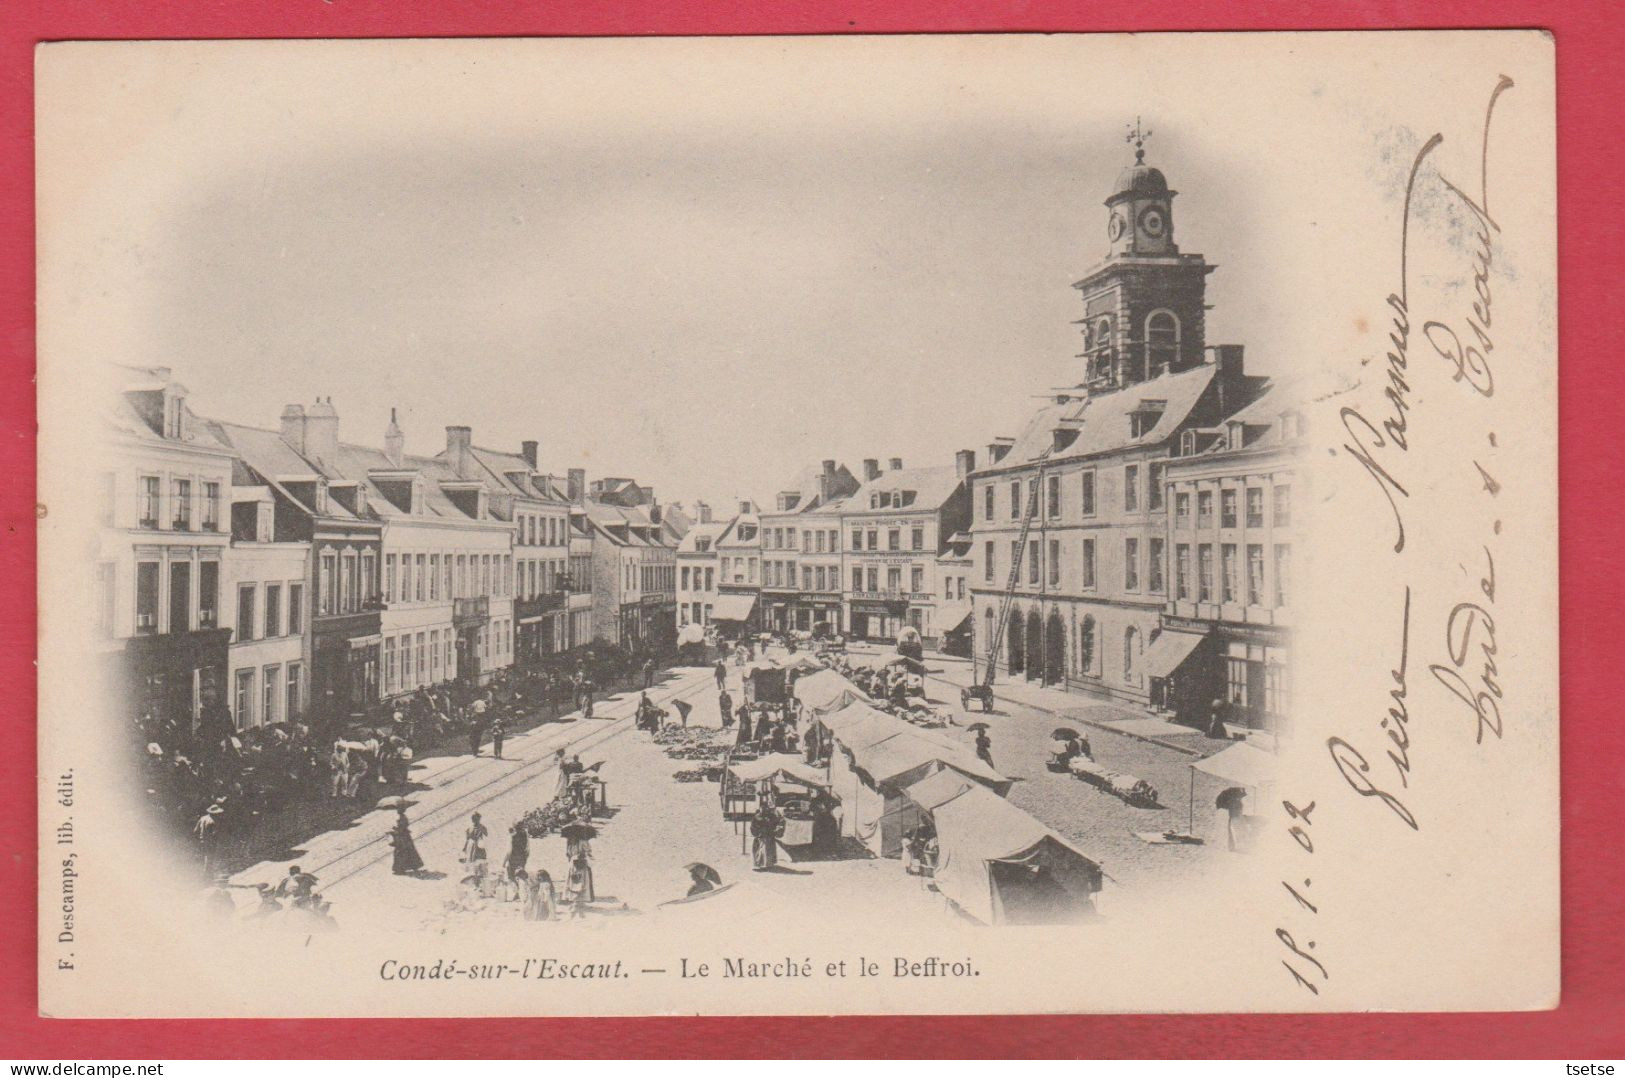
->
xmin=1276 ymin=797 xmax=1328 ymax=996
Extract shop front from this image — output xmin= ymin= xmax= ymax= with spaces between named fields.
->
xmin=119 ymin=627 xmax=232 ymax=731
xmin=1147 ymin=618 xmax=1289 ymax=733
xmin=848 ymin=599 xmax=908 ymax=643
xmin=453 ymin=595 xmax=490 ymax=684
xmin=310 ymin=608 xmax=381 ymax=723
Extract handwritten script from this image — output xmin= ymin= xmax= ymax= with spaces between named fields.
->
xmin=1280 ymin=74 xmax=1518 ymax=999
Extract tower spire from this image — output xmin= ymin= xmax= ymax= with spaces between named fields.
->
xmin=1125 ymin=116 xmax=1152 ymax=164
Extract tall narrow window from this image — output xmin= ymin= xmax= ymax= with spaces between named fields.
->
xmin=1274 ymin=484 xmax=1293 ymax=527
xmin=1149 ymin=461 xmax=1167 ymax=512
xmin=1124 ymin=465 xmax=1140 ymax=512
xmin=984 ymin=541 xmax=995 ymax=582
xmin=1274 ymin=544 xmax=1291 ymax=607
xmin=1246 ymin=487 xmax=1265 ymax=528
xmin=1221 ymin=489 xmax=1238 ymax=529
xmin=264 ymin=583 xmax=281 ymax=638
xmin=1081 ymin=471 xmax=1096 ymax=516
xmin=237 ymin=584 xmax=256 ymax=643
xmin=198 ymin=561 xmax=218 ymax=629
xmin=135 ymin=561 xmax=159 ymax=633
xmin=171 ymin=478 xmax=192 ymax=530
xmin=1082 ymin=539 xmax=1097 ymax=589
xmin=1125 ymin=537 xmax=1140 ymax=591
xmin=1176 ymin=544 xmax=1191 ymax=600
xmin=202 ymin=482 xmax=221 ymax=532
xmin=1146 ymin=311 xmax=1179 ymax=376
xmin=1048 ymin=539 xmax=1061 ymax=586
xmin=287 ymin=582 xmax=302 ymax=634
xmin=1198 ymin=545 xmax=1214 ymax=602
xmin=1222 ymin=543 xmax=1238 ymax=602
xmin=139 ymin=476 xmax=160 ymax=529
xmin=1149 ymin=537 xmax=1165 ymax=593
xmin=1047 ymin=475 xmax=1061 ymax=519
xmin=1247 ymin=544 xmax=1265 ymax=605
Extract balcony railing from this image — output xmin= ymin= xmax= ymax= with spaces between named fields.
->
xmin=453 ymin=595 xmax=490 ymax=624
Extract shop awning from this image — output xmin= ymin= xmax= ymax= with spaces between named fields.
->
xmin=1144 ymin=629 xmax=1207 ymax=679
xmin=712 ymin=593 xmax=758 ymax=622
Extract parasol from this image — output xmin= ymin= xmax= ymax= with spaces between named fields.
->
xmin=684 ymin=862 xmax=722 ymax=886
xmin=965 ymin=721 xmax=991 ymax=732
xmin=560 ymin=821 xmax=599 ymax=841
xmin=1051 ymin=727 xmax=1081 ymax=740
xmin=1215 ymin=786 xmax=1248 ymax=812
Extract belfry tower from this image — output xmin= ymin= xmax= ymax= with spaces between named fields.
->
xmin=1073 ymin=119 xmax=1214 ymax=392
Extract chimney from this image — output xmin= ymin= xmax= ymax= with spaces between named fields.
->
xmin=954 ymin=448 xmax=976 ymax=479
xmin=889 ymin=457 xmax=903 ymax=471
xmin=739 ymin=499 xmax=752 ymax=516
xmin=445 ymin=425 xmax=472 ymax=477
xmin=818 ymin=459 xmax=838 ymax=503
xmin=696 ymin=500 xmax=712 ymax=524
xmin=863 ymin=458 xmax=881 ymax=482
xmin=279 ymin=404 xmax=306 ymax=453
xmin=384 ymin=408 xmax=404 ymax=468
xmin=650 ymin=501 xmax=663 ymax=525
xmin=304 ymin=397 xmax=340 ymax=468
xmin=567 ymin=468 xmax=586 ymax=504
xmin=1214 ymin=345 xmax=1245 ymax=412
xmin=520 ymin=440 xmax=538 ymax=470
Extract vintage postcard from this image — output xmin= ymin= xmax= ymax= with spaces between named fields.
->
xmin=36 ymin=32 xmax=1557 ymax=1017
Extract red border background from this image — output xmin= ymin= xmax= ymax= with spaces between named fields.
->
xmin=2 ymin=1 xmax=1620 ymax=1059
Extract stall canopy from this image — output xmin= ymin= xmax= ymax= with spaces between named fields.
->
xmin=1143 ymin=629 xmax=1208 ymax=679
xmin=793 ymin=669 xmax=868 ymax=719
xmin=1190 ymin=741 xmax=1278 ymax=791
xmin=910 ymin=776 xmax=1104 ymax=925
xmin=712 ymin=593 xmax=758 ymax=622
xmin=726 ymin=753 xmax=829 ymax=788
xmin=677 ymin=622 xmax=707 ymax=646
xmin=782 ymin=654 xmax=825 ymax=673
xmin=851 ymin=728 xmax=1010 ymax=794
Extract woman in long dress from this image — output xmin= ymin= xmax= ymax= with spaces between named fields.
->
xmin=523 ymin=870 xmax=556 ymax=921
xmin=504 ymin=823 xmax=529 ymax=881
xmin=750 ymin=803 xmax=783 ymax=871
xmin=389 ymin=806 xmax=425 ymax=875
xmin=461 ymin=812 xmax=488 ymax=866
xmin=565 ymin=833 xmax=596 ymax=903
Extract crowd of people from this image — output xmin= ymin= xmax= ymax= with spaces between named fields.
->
xmin=137 ymin=641 xmax=667 ymax=875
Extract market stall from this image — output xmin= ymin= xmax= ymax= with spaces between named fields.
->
xmin=907 ymin=771 xmax=1104 ymax=925
xmin=1188 ymin=739 xmax=1277 ymax=848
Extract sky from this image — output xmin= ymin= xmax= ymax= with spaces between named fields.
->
xmin=39 ymin=35 xmax=1353 ymax=512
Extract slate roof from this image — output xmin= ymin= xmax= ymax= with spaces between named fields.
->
xmin=844 ymin=464 xmax=963 ymax=516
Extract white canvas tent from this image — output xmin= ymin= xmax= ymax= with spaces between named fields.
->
xmin=1186 ymin=740 xmax=1279 ymax=835
xmin=793 ymin=669 xmax=867 ymax=720
xmin=908 ymin=773 xmax=1104 ymax=925
xmin=821 ymin=701 xmax=1011 ymax=857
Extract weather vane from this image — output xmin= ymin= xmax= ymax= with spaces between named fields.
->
xmin=1125 ymin=116 xmax=1152 ymax=164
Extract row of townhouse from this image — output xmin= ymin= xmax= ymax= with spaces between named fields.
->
xmin=671 ymin=455 xmax=976 ymax=650
xmin=962 ymin=145 xmax=1300 ymax=733
xmin=98 ymin=366 xmax=678 ymax=734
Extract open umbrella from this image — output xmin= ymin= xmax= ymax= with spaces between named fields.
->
xmin=684 ymin=862 xmax=722 ymax=886
xmin=560 ymin=821 xmax=599 ymax=842
xmin=965 ymin=721 xmax=990 ymax=733
xmin=1051 ymin=726 xmax=1081 ymax=740
xmin=1215 ymin=786 xmax=1248 ymax=813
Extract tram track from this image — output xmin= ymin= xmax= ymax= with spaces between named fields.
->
xmin=236 ymin=669 xmax=715 ymax=892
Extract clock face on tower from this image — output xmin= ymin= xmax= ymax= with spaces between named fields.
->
xmin=1140 ymin=206 xmax=1167 ymax=238
xmin=1108 ymin=212 xmax=1126 ymax=242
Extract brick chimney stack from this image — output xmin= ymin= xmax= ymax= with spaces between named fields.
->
xmin=521 ymin=440 xmax=538 ymax=470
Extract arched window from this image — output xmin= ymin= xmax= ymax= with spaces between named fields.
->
xmin=1124 ymin=626 xmax=1142 ymax=686
xmin=1089 ymin=317 xmax=1114 ymax=385
xmin=1079 ymin=616 xmax=1096 ymax=676
xmin=1146 ymin=310 xmax=1180 ymax=377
